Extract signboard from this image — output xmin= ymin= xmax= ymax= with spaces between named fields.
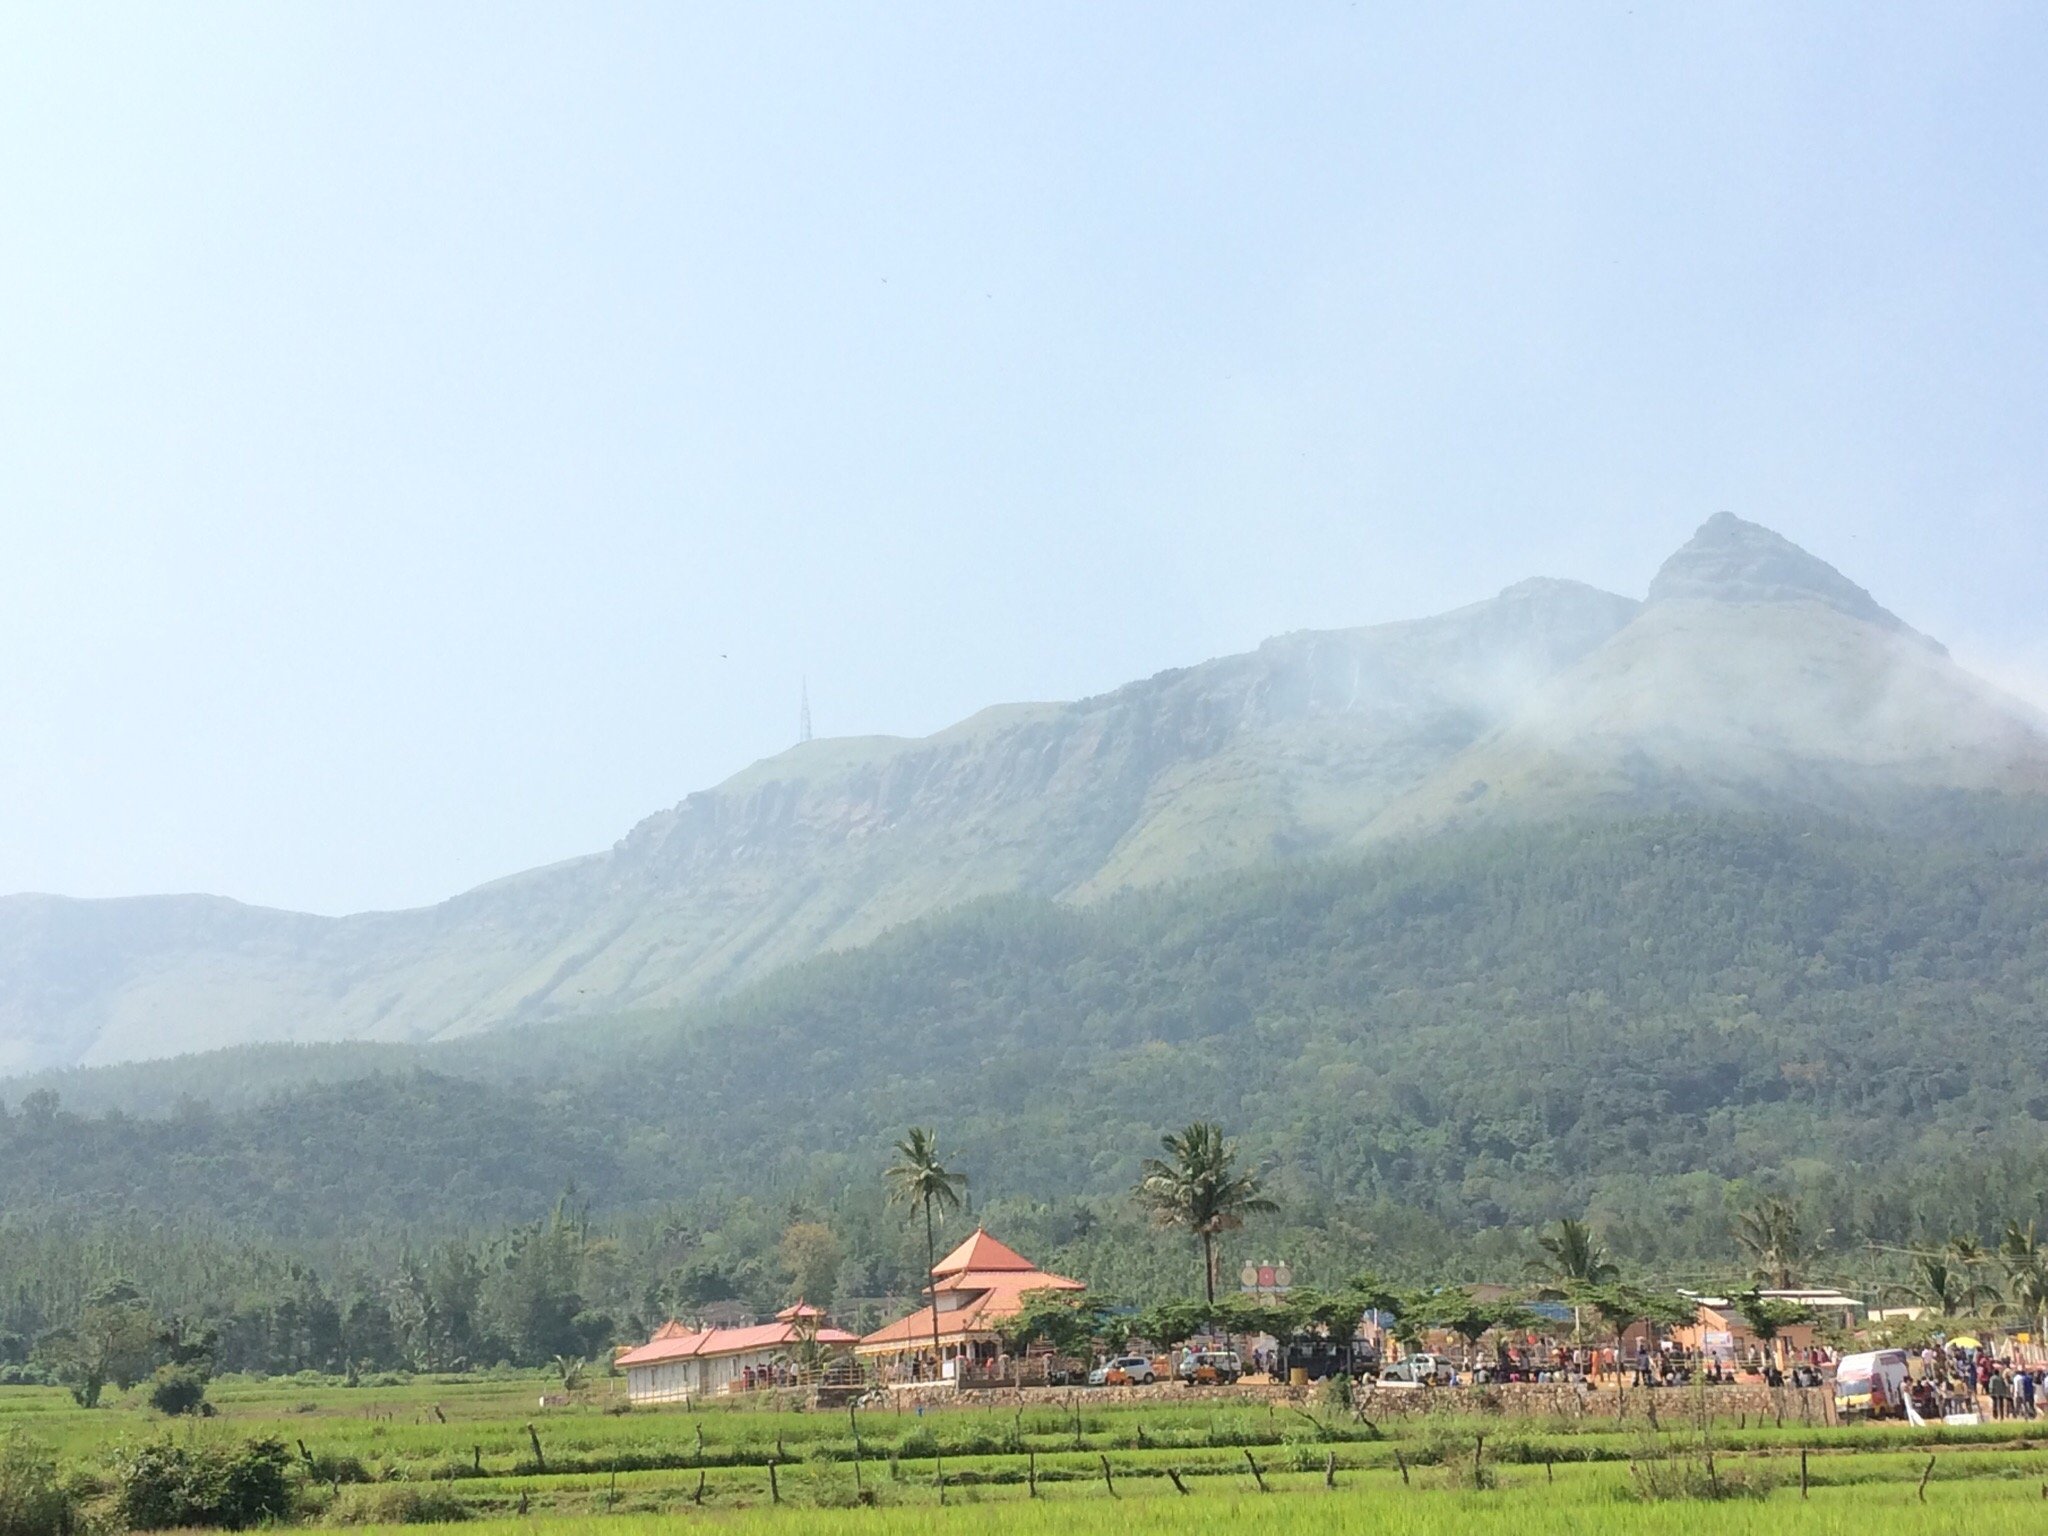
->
xmin=1239 ymin=1260 xmax=1293 ymax=1296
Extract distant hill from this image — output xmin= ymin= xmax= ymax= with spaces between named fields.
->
xmin=4 ymin=513 xmax=2044 ymax=1074
xmin=6 ymin=808 xmax=2048 ymax=1262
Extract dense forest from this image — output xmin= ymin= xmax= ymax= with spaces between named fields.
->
xmin=5 ymin=803 xmax=2048 ymax=1375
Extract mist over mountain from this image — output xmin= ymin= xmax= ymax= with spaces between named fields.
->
xmin=4 ymin=514 xmax=2044 ymax=1075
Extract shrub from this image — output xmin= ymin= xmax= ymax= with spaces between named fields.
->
xmin=115 ymin=1437 xmax=295 ymax=1530
xmin=1626 ymin=1437 xmax=1776 ymax=1503
xmin=147 ymin=1366 xmax=210 ymax=1418
xmin=304 ymin=1454 xmax=371 ymax=1487
xmin=0 ymin=1434 xmax=78 ymax=1536
xmin=328 ymin=1485 xmax=472 ymax=1525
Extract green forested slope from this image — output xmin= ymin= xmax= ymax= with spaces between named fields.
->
xmin=6 ymin=804 xmax=2047 ymax=1269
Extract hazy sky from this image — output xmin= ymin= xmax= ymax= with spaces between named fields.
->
xmin=3 ymin=3 xmax=2044 ymax=915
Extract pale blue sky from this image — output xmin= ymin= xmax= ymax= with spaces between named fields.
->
xmin=3 ymin=3 xmax=2044 ymax=914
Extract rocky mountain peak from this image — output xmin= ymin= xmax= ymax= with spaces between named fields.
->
xmin=1647 ymin=512 xmax=1917 ymax=638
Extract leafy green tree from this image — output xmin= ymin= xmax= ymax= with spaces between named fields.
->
xmin=39 ymin=1281 xmax=158 ymax=1408
xmin=884 ymin=1127 xmax=967 ymax=1364
xmin=1134 ymin=1123 xmax=1277 ymax=1305
xmin=997 ymin=1290 xmax=1119 ymax=1359
xmin=486 ymin=1201 xmax=597 ymax=1363
xmin=1409 ymin=1291 xmax=1540 ymax=1362
xmin=1733 ymin=1291 xmax=1814 ymax=1369
xmin=778 ymin=1222 xmax=844 ymax=1309
xmin=1133 ymin=1299 xmax=1210 ymax=1352
xmin=1566 ymin=1282 xmax=1691 ymax=1383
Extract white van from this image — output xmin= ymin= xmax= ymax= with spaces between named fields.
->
xmin=1834 ymin=1349 xmax=1908 ymax=1419
xmin=1377 ymin=1353 xmax=1452 ymax=1388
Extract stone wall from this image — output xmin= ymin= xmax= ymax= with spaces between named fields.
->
xmin=906 ymin=1379 xmax=1839 ymax=1425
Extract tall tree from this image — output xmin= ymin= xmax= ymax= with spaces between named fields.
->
xmin=1528 ymin=1218 xmax=1618 ymax=1341
xmin=1529 ymin=1218 xmax=1619 ymax=1286
xmin=1900 ymin=1249 xmax=1996 ymax=1318
xmin=1732 ymin=1197 xmax=1814 ymax=1289
xmin=1134 ymin=1122 xmax=1278 ymax=1305
xmin=884 ymin=1128 xmax=967 ymax=1366
xmin=1998 ymin=1221 xmax=2048 ymax=1336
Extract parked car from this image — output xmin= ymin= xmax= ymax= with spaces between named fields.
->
xmin=1177 ymin=1349 xmax=1243 ymax=1385
xmin=1088 ymin=1354 xmax=1159 ymax=1386
xmin=1376 ymin=1353 xmax=1453 ymax=1388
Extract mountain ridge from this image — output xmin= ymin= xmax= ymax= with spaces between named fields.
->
xmin=4 ymin=515 xmax=2044 ymax=1075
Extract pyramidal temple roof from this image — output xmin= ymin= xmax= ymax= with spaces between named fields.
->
xmin=931 ymin=1227 xmax=1037 ymax=1277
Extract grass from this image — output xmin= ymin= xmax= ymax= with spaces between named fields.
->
xmin=6 ymin=1373 xmax=2046 ymax=1530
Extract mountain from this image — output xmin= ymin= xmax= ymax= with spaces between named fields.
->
xmin=9 ymin=809 xmax=2048 ymax=1261
xmin=3 ymin=515 xmax=2044 ymax=1074
xmin=1377 ymin=514 xmax=2048 ymax=835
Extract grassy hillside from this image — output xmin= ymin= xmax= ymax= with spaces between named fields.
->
xmin=8 ymin=803 xmax=2048 ymax=1269
xmin=8 ymin=517 xmax=2045 ymax=1077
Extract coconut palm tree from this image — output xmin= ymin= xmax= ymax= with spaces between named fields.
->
xmin=1997 ymin=1220 xmax=2048 ymax=1335
xmin=2007 ymin=1267 xmax=2048 ymax=1339
xmin=1998 ymin=1221 xmax=2043 ymax=1284
xmin=1135 ymin=1122 xmax=1278 ymax=1305
xmin=884 ymin=1128 xmax=968 ymax=1366
xmin=1527 ymin=1218 xmax=1618 ymax=1343
xmin=1529 ymin=1219 xmax=1619 ymax=1286
xmin=1732 ymin=1197 xmax=1814 ymax=1289
xmin=1901 ymin=1248 xmax=1997 ymax=1318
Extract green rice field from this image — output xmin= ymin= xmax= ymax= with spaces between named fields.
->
xmin=6 ymin=1373 xmax=2047 ymax=1532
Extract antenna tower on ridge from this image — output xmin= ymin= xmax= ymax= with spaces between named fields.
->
xmin=799 ymin=677 xmax=813 ymax=744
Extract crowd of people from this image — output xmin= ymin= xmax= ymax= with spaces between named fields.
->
xmin=1916 ymin=1342 xmax=2039 ymax=1420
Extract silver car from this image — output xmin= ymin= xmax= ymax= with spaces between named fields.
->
xmin=1088 ymin=1354 xmax=1158 ymax=1386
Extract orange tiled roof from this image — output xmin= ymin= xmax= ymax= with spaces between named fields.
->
xmin=931 ymin=1228 xmax=1037 ymax=1277
xmin=858 ymin=1242 xmax=1084 ymax=1353
xmin=616 ymin=1317 xmax=857 ymax=1367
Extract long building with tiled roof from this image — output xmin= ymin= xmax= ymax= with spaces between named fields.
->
xmin=616 ymin=1302 xmax=858 ymax=1402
